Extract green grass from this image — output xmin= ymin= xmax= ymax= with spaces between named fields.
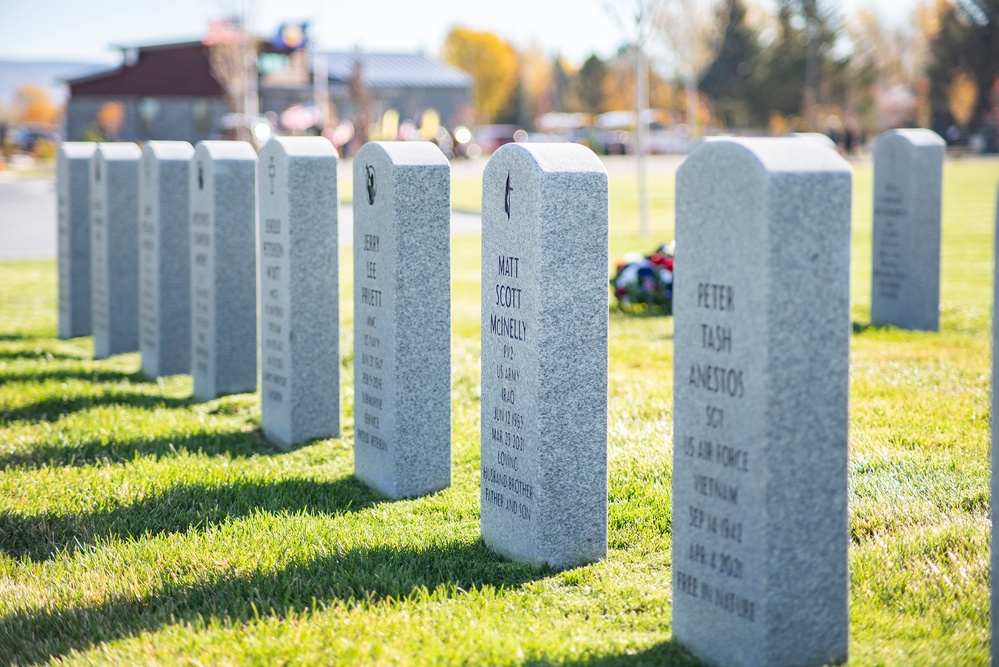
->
xmin=1 ymin=156 xmax=997 ymax=665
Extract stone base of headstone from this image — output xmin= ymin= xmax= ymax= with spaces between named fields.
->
xmin=672 ymin=137 xmax=851 ymax=667
xmin=479 ymin=143 xmax=608 ymax=572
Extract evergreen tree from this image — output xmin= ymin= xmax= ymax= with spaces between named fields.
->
xmin=927 ymin=0 xmax=999 ymax=144
xmin=575 ymin=54 xmax=608 ymax=114
xmin=750 ymin=0 xmax=841 ymax=126
xmin=699 ymin=0 xmax=762 ymax=127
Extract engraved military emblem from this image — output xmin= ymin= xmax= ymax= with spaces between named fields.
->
xmin=366 ymin=165 xmax=376 ymax=205
xmin=504 ymin=172 xmax=513 ymax=220
xmin=197 ymin=161 xmax=204 ymax=191
xmin=268 ymin=156 xmax=276 ymax=195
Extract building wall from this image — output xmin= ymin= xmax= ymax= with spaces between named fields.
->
xmin=66 ymin=95 xmax=229 ymax=143
xmin=330 ymin=85 xmax=471 ymax=129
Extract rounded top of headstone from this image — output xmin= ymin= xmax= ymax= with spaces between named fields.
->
xmin=58 ymin=142 xmax=97 ymax=159
xmin=356 ymin=141 xmax=448 ymax=167
xmin=96 ymin=142 xmax=141 ymax=161
xmin=791 ymin=132 xmax=838 ymax=151
xmin=876 ymin=128 xmax=945 ymax=148
xmin=194 ymin=140 xmax=257 ymax=162
xmin=261 ymin=136 xmax=338 ymax=159
xmin=684 ymin=137 xmax=851 ymax=175
xmin=143 ymin=141 xmax=195 ymax=161
xmin=489 ymin=142 xmax=606 ymax=175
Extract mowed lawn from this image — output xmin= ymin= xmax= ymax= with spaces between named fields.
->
xmin=0 ymin=155 xmax=997 ymax=665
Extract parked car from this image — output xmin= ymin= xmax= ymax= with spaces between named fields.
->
xmin=472 ymin=125 xmax=523 ymax=155
xmin=11 ymin=125 xmax=60 ymax=154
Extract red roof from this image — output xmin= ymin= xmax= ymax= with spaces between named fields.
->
xmin=68 ymin=41 xmax=223 ymax=97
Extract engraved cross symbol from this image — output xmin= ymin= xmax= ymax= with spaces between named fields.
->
xmin=197 ymin=161 xmax=204 ymax=191
xmin=366 ymin=165 xmax=376 ymax=205
xmin=268 ymin=156 xmax=276 ymax=195
xmin=504 ymin=172 xmax=513 ymax=220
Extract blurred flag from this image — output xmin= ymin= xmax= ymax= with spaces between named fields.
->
xmin=273 ymin=22 xmax=309 ymax=50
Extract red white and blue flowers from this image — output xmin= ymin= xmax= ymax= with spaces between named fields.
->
xmin=610 ymin=242 xmax=675 ymax=314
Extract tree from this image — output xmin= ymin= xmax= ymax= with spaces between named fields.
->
xmin=204 ymin=8 xmax=258 ymax=141
xmin=15 ymin=85 xmax=59 ymax=127
xmin=574 ymin=54 xmax=608 ymax=113
xmin=520 ymin=46 xmax=555 ymax=126
xmin=653 ymin=0 xmax=721 ymax=136
xmin=699 ymin=0 xmax=762 ymax=128
xmin=748 ymin=0 xmax=843 ymax=129
xmin=96 ymin=102 xmax=125 ymax=140
xmin=601 ymin=0 xmax=670 ymax=237
xmin=442 ymin=26 xmax=520 ymax=124
xmin=926 ymin=0 xmax=999 ymax=140
xmin=844 ymin=7 xmax=930 ymax=133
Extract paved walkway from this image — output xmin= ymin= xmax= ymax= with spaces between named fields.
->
xmin=0 ymin=173 xmax=481 ymax=261
xmin=0 ymin=175 xmax=57 ymax=260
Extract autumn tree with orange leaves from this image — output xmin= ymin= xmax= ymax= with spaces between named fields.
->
xmin=442 ymin=26 xmax=519 ymax=124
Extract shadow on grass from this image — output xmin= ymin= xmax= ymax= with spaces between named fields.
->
xmin=0 ymin=384 xmax=192 ymax=424
xmin=0 ymin=428 xmax=272 ymax=470
xmin=852 ymin=321 xmax=878 ymax=334
xmin=0 ymin=365 xmax=148 ymax=385
xmin=0 ymin=348 xmax=89 ymax=362
xmin=0 ymin=538 xmax=549 ymax=666
xmin=531 ymin=643 xmax=701 ymax=667
xmin=0 ymin=475 xmax=376 ymax=562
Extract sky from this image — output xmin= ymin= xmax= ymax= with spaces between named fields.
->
xmin=0 ymin=0 xmax=922 ymax=68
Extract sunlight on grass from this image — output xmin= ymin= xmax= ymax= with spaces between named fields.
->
xmin=0 ymin=156 xmax=996 ymax=665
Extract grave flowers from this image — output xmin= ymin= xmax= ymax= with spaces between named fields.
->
xmin=610 ymin=242 xmax=674 ymax=314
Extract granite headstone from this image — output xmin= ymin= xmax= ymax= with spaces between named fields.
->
xmin=140 ymin=141 xmax=194 ymax=378
xmin=259 ymin=137 xmax=340 ymax=448
xmin=91 ymin=142 xmax=141 ymax=359
xmin=871 ymin=128 xmax=945 ymax=331
xmin=190 ymin=141 xmax=257 ymax=401
xmin=57 ymin=142 xmax=96 ymax=339
xmin=672 ymin=137 xmax=851 ymax=667
xmin=353 ymin=141 xmax=451 ymax=498
xmin=480 ymin=143 xmax=608 ymax=571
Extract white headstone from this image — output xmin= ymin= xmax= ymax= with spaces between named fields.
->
xmin=91 ymin=142 xmax=141 ymax=359
xmin=353 ymin=141 xmax=451 ymax=498
xmin=57 ymin=142 xmax=96 ymax=339
xmin=480 ymin=142 xmax=608 ymax=571
xmin=673 ymin=137 xmax=851 ymax=667
xmin=258 ymin=137 xmax=340 ymax=448
xmin=871 ymin=129 xmax=945 ymax=331
xmin=190 ymin=141 xmax=257 ymax=400
xmin=140 ymin=141 xmax=194 ymax=377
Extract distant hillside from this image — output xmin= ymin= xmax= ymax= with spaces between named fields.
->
xmin=0 ymin=60 xmax=110 ymax=106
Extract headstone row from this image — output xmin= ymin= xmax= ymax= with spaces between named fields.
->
xmin=58 ymin=133 xmax=959 ymax=667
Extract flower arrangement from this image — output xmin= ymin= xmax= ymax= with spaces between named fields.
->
xmin=610 ymin=242 xmax=675 ymax=314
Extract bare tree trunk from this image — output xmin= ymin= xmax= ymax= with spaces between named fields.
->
xmin=685 ymin=70 xmax=699 ymax=139
xmin=636 ymin=48 xmax=650 ymax=238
